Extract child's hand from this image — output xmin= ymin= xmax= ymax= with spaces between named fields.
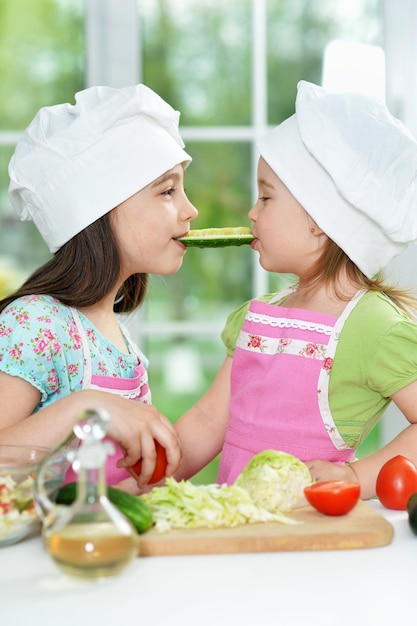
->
xmin=82 ymin=390 xmax=182 ymax=487
xmin=305 ymin=459 xmax=358 ymax=486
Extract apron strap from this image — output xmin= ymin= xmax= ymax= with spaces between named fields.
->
xmin=70 ymin=307 xmax=93 ymax=389
xmin=317 ymin=289 xmax=367 ymax=451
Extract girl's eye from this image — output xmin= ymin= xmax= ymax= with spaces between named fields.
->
xmin=258 ymin=196 xmax=269 ymax=202
xmin=162 ymin=187 xmax=176 ymax=196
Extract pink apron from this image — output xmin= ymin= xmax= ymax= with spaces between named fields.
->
xmin=65 ymin=309 xmax=151 ymax=485
xmin=217 ymin=289 xmax=366 ymax=484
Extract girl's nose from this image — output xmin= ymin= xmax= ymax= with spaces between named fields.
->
xmin=186 ymin=199 xmax=199 ymax=220
xmin=248 ymin=203 xmax=257 ymax=221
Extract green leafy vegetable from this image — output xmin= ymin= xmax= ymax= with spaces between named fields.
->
xmin=141 ymin=477 xmax=297 ymax=533
xmin=235 ymin=450 xmax=312 ymax=513
xmin=142 ymin=450 xmax=312 ymax=533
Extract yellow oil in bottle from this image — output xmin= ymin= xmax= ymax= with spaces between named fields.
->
xmin=37 ymin=410 xmax=140 ymax=580
xmin=47 ymin=522 xmax=138 ymax=579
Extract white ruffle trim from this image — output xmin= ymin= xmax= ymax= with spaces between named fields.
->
xmin=245 ymin=311 xmax=334 ymax=335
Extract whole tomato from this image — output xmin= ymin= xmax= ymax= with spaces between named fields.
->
xmin=304 ymin=480 xmax=360 ymax=516
xmin=376 ymin=455 xmax=417 ymax=510
xmin=129 ymin=440 xmax=168 ymax=485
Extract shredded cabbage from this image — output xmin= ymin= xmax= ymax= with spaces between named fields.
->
xmin=141 ymin=450 xmax=311 ymax=533
xmin=235 ymin=450 xmax=312 ymax=513
xmin=141 ymin=477 xmax=297 ymax=533
xmin=0 ymin=476 xmax=37 ymax=540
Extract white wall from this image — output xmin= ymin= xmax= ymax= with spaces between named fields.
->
xmin=381 ymin=0 xmax=417 ymax=444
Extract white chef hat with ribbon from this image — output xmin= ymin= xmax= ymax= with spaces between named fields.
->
xmin=257 ymin=80 xmax=417 ymax=278
xmin=8 ymin=84 xmax=192 ymax=253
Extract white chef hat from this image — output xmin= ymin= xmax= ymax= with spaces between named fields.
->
xmin=8 ymin=84 xmax=192 ymax=253
xmin=257 ymin=80 xmax=417 ymax=278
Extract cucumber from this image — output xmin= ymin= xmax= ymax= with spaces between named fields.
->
xmin=407 ymin=492 xmax=417 ymax=535
xmin=55 ymin=482 xmax=154 ymax=534
xmin=178 ymin=227 xmax=254 ymax=248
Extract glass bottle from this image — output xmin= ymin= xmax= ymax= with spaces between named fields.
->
xmin=42 ymin=409 xmax=138 ymax=580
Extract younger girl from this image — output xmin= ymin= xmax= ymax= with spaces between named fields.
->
xmin=0 ymin=84 xmax=198 ymax=489
xmin=174 ymin=80 xmax=417 ymax=500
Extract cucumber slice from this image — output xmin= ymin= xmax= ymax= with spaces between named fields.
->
xmin=178 ymin=227 xmax=254 ymax=248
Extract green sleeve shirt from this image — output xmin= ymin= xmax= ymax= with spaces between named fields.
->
xmin=221 ymin=291 xmax=417 ymax=449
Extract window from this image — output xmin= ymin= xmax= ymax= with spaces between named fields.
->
xmin=0 ymin=0 xmax=84 ymax=274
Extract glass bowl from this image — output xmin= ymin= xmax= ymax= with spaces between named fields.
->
xmin=0 ymin=444 xmax=67 ymax=547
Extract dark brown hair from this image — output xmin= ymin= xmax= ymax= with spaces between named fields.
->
xmin=0 ymin=212 xmax=148 ymax=314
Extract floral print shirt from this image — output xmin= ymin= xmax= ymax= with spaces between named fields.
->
xmin=0 ymin=294 xmax=144 ymax=411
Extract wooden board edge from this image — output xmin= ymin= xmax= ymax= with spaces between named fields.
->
xmin=137 ymin=501 xmax=394 ymax=557
xmin=138 ymin=526 xmax=394 ymax=557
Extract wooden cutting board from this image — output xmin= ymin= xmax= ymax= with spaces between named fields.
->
xmin=138 ymin=500 xmax=393 ymax=557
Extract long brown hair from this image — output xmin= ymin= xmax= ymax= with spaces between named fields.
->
xmin=0 ymin=213 xmax=148 ymax=314
xmin=300 ymin=238 xmax=417 ymax=316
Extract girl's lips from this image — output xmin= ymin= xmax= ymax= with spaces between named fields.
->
xmin=174 ymin=238 xmax=187 ymax=250
xmin=250 ymin=238 xmax=258 ymax=249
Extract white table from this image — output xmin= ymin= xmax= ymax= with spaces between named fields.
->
xmin=1 ymin=501 xmax=414 ymax=626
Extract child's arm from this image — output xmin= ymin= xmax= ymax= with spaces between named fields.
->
xmin=0 ymin=371 xmax=181 ymax=485
xmin=173 ymin=355 xmax=233 ymax=480
xmin=307 ymin=379 xmax=417 ymax=500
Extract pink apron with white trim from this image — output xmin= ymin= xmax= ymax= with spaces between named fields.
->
xmin=65 ymin=309 xmax=151 ymax=485
xmin=217 ymin=289 xmax=366 ymax=484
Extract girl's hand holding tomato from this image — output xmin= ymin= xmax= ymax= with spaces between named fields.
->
xmin=128 ymin=440 xmax=168 ymax=485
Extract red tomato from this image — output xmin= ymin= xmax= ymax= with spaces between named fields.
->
xmin=304 ymin=480 xmax=360 ymax=516
xmin=129 ymin=441 xmax=168 ymax=485
xmin=376 ymin=455 xmax=417 ymax=510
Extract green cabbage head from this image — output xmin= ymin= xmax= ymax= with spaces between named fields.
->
xmin=234 ymin=450 xmax=312 ymax=513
